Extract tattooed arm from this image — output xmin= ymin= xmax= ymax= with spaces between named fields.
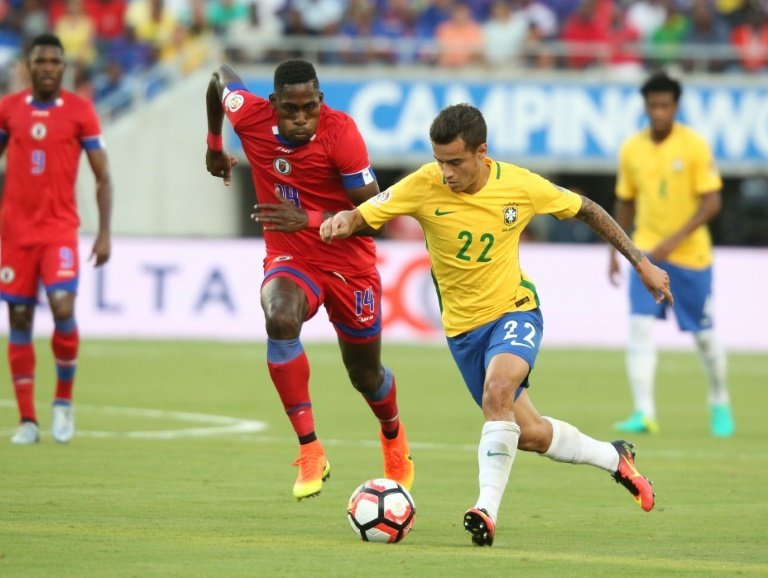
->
xmin=576 ymin=196 xmax=643 ymax=266
xmin=607 ymin=198 xmax=635 ymax=286
xmin=575 ymin=196 xmax=674 ymax=304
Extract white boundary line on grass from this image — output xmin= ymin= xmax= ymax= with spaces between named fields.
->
xmin=0 ymin=399 xmax=268 ymax=439
xmin=2 ymin=399 xmax=765 ymax=461
xmin=245 ymin=434 xmax=768 ymax=461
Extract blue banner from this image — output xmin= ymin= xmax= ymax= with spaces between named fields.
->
xmin=239 ymin=76 xmax=768 ymax=169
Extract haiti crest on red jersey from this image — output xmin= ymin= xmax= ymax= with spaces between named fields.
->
xmin=273 ymin=157 xmax=291 ymax=175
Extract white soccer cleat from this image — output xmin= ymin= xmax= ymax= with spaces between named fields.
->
xmin=11 ymin=421 xmax=40 ymax=445
xmin=52 ymin=403 xmax=75 ymax=443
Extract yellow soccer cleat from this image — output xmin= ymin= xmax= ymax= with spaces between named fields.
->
xmin=291 ymin=440 xmax=331 ymax=501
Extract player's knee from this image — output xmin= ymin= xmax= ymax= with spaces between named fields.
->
xmin=481 ymin=378 xmax=516 ymax=418
xmin=9 ymin=304 xmax=34 ymax=331
xmin=49 ymin=291 xmax=75 ymax=320
xmin=516 ymin=418 xmax=551 ymax=453
xmin=346 ymin=365 xmax=380 ymax=395
xmin=51 ymin=302 xmax=75 ymax=321
xmin=264 ymin=310 xmax=302 ymax=339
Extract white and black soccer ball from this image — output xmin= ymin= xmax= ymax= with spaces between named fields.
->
xmin=347 ymin=478 xmax=415 ymax=543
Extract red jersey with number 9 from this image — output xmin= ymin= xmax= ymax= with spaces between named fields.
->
xmin=222 ymin=85 xmax=377 ymax=275
xmin=0 ymin=89 xmax=104 ymax=246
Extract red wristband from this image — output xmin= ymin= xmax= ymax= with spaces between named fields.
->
xmin=207 ymin=132 xmax=223 ymax=152
xmin=306 ymin=210 xmax=324 ymax=228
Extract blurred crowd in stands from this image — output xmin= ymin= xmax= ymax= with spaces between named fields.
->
xmin=270 ymin=0 xmax=768 ymax=74
xmin=0 ymin=0 xmax=216 ymax=118
xmin=1 ymin=0 xmax=768 ymax=118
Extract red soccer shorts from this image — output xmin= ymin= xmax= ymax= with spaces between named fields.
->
xmin=0 ymin=239 xmax=80 ymax=304
xmin=262 ymin=254 xmax=382 ymax=344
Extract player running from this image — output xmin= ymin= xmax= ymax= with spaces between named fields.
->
xmin=321 ymin=104 xmax=669 ymax=545
xmin=204 ymin=59 xmax=413 ymax=500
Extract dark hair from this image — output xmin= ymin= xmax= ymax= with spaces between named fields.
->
xmin=641 ymin=71 xmax=682 ymax=102
xmin=273 ymin=59 xmax=319 ymax=92
xmin=429 ymin=104 xmax=487 ymax=151
xmin=30 ymin=33 xmax=65 ymax=53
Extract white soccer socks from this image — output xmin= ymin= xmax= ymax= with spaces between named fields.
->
xmin=627 ymin=315 xmax=658 ymax=419
xmin=694 ymin=329 xmax=730 ymax=406
xmin=475 ymin=420 xmax=520 ymax=523
xmin=542 ymin=417 xmax=619 ymax=472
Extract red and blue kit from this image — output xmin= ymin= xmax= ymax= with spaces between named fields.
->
xmin=223 ymin=84 xmax=381 ymax=341
xmin=222 ymin=84 xmax=377 ymax=273
xmin=0 ymin=89 xmax=104 ymax=302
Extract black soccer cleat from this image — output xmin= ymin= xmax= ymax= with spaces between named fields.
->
xmin=463 ymin=507 xmax=495 ymax=546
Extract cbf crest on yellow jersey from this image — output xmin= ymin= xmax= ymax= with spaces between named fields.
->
xmin=616 ymin=122 xmax=722 ymax=268
xmin=359 ymin=158 xmax=582 ymax=337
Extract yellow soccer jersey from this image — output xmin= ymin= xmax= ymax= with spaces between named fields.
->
xmin=616 ymin=122 xmax=722 ymax=268
xmin=359 ymin=157 xmax=583 ymax=337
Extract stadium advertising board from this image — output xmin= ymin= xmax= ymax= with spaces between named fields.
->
xmin=240 ymin=76 xmax=768 ymax=171
xmin=2 ymin=238 xmax=763 ymax=351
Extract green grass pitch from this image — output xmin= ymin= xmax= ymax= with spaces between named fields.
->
xmin=0 ymin=340 xmax=766 ymax=577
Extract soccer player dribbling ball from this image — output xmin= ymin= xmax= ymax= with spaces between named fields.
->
xmin=0 ymin=33 xmax=113 ymax=444
xmin=321 ymin=104 xmax=671 ymax=546
xmin=204 ymin=59 xmax=414 ymax=500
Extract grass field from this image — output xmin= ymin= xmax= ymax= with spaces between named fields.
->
xmin=0 ymin=340 xmax=766 ymax=577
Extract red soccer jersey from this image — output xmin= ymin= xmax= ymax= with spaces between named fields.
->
xmin=222 ymin=85 xmax=377 ymax=274
xmin=0 ymin=89 xmax=104 ymax=246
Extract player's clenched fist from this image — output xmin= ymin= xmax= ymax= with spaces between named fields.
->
xmin=205 ymin=149 xmax=238 ymax=186
xmin=635 ymin=258 xmax=674 ymax=305
xmin=320 ymin=209 xmax=359 ymax=242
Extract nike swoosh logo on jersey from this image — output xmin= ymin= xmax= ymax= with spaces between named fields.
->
xmin=434 ymin=209 xmax=457 ymax=216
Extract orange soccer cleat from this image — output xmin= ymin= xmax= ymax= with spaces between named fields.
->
xmin=291 ymin=440 xmax=331 ymax=501
xmin=611 ymin=440 xmax=656 ymax=512
xmin=380 ymin=424 xmax=415 ymax=491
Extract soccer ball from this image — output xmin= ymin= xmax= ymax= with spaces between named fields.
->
xmin=347 ymin=478 xmax=416 ymax=543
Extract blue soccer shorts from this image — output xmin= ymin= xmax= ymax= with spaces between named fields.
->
xmin=629 ymin=261 xmax=713 ymax=332
xmin=446 ymin=309 xmax=544 ymax=407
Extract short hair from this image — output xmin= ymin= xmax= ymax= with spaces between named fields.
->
xmin=273 ymin=59 xmax=319 ymax=92
xmin=30 ymin=33 xmax=65 ymax=53
xmin=641 ymin=71 xmax=682 ymax=102
xmin=429 ymin=104 xmax=487 ymax=151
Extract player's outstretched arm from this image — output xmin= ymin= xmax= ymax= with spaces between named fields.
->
xmin=320 ymin=209 xmax=368 ymax=243
xmin=205 ymin=65 xmax=240 ymax=185
xmin=344 ymin=182 xmax=385 ymax=237
xmin=250 ymin=184 xmax=387 ymax=234
xmin=575 ymin=195 xmax=673 ymax=304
